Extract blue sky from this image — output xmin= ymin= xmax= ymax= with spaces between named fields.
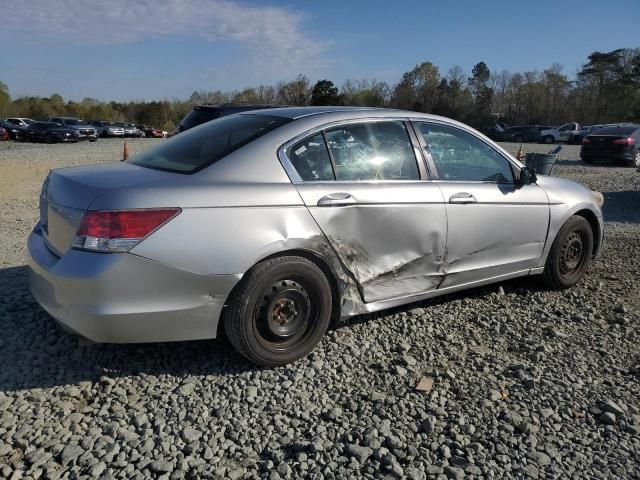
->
xmin=1 ymin=0 xmax=639 ymax=101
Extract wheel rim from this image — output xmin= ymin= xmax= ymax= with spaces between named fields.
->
xmin=634 ymin=151 xmax=640 ymax=167
xmin=253 ymin=277 xmax=316 ymax=352
xmin=559 ymin=231 xmax=585 ymax=275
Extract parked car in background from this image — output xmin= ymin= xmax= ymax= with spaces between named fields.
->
xmin=46 ymin=117 xmax=97 ymax=141
xmin=7 ymin=117 xmax=36 ymax=128
xmin=113 ymin=123 xmax=140 ymax=137
xmin=574 ymin=123 xmax=631 ymax=144
xmin=27 ymin=107 xmax=604 ymax=366
xmin=91 ymin=121 xmax=125 ymax=138
xmin=24 ymin=122 xmax=79 ymax=143
xmin=175 ymin=103 xmax=283 ymax=134
xmin=496 ymin=125 xmax=543 ymax=143
xmin=0 ymin=119 xmax=27 ymax=141
xmin=581 ymin=124 xmax=640 ymax=167
xmin=138 ymin=125 xmax=165 ymax=138
xmin=540 ymin=123 xmax=582 ymax=144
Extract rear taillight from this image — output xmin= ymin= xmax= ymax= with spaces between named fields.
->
xmin=72 ymin=208 xmax=180 ymax=252
xmin=582 ymin=138 xmax=591 ymax=144
xmin=612 ymin=137 xmax=635 ymax=145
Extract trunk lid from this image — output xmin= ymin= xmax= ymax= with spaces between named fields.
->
xmin=40 ymin=162 xmax=173 ymax=256
xmin=586 ymin=134 xmax=630 ymax=155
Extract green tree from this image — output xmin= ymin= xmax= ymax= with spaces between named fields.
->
xmin=469 ymin=62 xmax=493 ymax=117
xmin=391 ymin=61 xmax=440 ymax=112
xmin=0 ymin=81 xmax=10 ymax=116
xmin=310 ymin=79 xmax=340 ymax=106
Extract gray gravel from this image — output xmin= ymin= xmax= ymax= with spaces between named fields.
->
xmin=0 ymin=140 xmax=639 ymax=479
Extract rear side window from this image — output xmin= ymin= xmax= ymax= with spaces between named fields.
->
xmin=593 ymin=126 xmax=637 ymax=136
xmin=325 ymin=121 xmax=420 ymax=181
xmin=130 ymin=114 xmax=290 ymax=173
xmin=287 ymin=133 xmax=334 ymax=181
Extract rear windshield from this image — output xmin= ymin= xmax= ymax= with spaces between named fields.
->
xmin=179 ymin=108 xmax=222 ymax=130
xmin=591 ymin=126 xmax=637 ymax=136
xmin=129 ymin=114 xmax=290 ymax=173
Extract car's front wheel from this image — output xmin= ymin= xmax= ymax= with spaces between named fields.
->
xmin=543 ymin=215 xmax=593 ymax=289
xmin=223 ymin=256 xmax=332 ymax=366
xmin=542 ymin=135 xmax=554 ymax=144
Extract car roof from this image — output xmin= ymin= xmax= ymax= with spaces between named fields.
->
xmin=236 ymin=106 xmax=464 ymax=122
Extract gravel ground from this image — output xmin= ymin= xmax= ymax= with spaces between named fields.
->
xmin=0 ymin=139 xmax=638 ymax=480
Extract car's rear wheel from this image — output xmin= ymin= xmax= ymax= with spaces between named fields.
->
xmin=514 ymin=135 xmax=524 ymax=143
xmin=543 ymin=215 xmax=593 ymax=289
xmin=223 ymin=256 xmax=332 ymax=366
xmin=632 ymin=150 xmax=640 ymax=168
xmin=582 ymin=156 xmax=594 ymax=164
xmin=542 ymin=135 xmax=554 ymax=144
xmin=45 ymin=134 xmax=55 ymax=144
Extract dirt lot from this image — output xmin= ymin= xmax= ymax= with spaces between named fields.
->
xmin=0 ymin=139 xmax=638 ymax=479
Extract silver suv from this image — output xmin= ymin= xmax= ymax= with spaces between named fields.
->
xmin=47 ymin=117 xmax=97 ymax=141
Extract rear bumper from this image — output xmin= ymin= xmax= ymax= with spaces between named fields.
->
xmin=581 ymin=148 xmax=635 ymax=163
xmin=27 ymin=225 xmax=240 ymax=343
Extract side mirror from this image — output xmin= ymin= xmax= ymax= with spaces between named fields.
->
xmin=518 ymin=166 xmax=537 ymax=186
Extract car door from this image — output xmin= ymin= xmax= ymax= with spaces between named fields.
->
xmin=280 ymin=119 xmax=448 ymax=304
xmin=412 ymin=120 xmax=550 ymax=288
xmin=557 ymin=123 xmax=574 ymax=142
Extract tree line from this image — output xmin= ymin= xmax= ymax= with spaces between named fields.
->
xmin=1 ymin=47 xmax=638 ymax=130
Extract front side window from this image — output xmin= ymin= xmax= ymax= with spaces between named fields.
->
xmin=324 ymin=121 xmax=419 ymax=181
xmin=130 ymin=114 xmax=290 ymax=173
xmin=287 ymin=133 xmax=334 ymax=181
xmin=416 ymin=122 xmax=514 ymax=183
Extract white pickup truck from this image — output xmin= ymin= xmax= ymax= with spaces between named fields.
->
xmin=540 ymin=123 xmax=582 ymax=144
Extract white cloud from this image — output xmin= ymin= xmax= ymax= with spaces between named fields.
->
xmin=3 ymin=0 xmax=329 ymax=82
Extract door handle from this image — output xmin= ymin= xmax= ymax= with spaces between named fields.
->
xmin=449 ymin=192 xmax=477 ymax=204
xmin=317 ymin=192 xmax=357 ymax=207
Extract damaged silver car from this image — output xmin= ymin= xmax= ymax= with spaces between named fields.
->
xmin=28 ymin=107 xmax=604 ymax=365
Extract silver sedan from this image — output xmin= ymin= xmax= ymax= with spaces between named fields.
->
xmin=28 ymin=107 xmax=604 ymax=365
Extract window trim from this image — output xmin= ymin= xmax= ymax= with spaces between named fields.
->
xmin=278 ymin=117 xmax=429 ymax=183
xmin=410 ymin=118 xmax=520 ymax=184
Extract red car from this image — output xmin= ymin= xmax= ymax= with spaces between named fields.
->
xmin=136 ymin=125 xmax=166 ymax=138
xmin=148 ymin=128 xmax=165 ymax=138
xmin=0 ymin=126 xmax=9 ymax=141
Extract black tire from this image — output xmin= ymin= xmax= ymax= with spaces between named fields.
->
xmin=631 ymin=150 xmax=640 ymax=168
xmin=45 ymin=134 xmax=55 ymax=144
xmin=582 ymin=156 xmax=594 ymax=164
xmin=543 ymin=215 xmax=593 ymax=289
xmin=542 ymin=135 xmax=554 ymax=144
xmin=514 ymin=135 xmax=524 ymax=143
xmin=223 ymin=256 xmax=332 ymax=366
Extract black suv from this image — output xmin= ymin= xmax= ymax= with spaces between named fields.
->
xmin=175 ymin=104 xmax=282 ymax=134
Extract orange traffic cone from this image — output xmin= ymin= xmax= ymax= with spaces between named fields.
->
xmin=123 ymin=141 xmax=129 ymax=161
xmin=516 ymin=144 xmax=524 ymax=161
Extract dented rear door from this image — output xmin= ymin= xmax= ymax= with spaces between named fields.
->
xmin=285 ymin=119 xmax=447 ymax=304
xmin=297 ymin=182 xmax=447 ymax=303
